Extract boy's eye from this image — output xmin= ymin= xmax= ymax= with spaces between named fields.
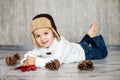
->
xmin=36 ymin=35 xmax=40 ymax=38
xmin=44 ymin=32 xmax=48 ymax=35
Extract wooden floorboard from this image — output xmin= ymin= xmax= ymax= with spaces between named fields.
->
xmin=0 ymin=50 xmax=120 ymax=80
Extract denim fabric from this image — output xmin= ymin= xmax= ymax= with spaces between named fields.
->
xmin=77 ymin=34 xmax=108 ymax=60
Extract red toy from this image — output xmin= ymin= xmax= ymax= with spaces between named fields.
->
xmin=14 ymin=65 xmax=37 ymax=72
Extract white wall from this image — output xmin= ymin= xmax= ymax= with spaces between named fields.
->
xmin=0 ymin=0 xmax=120 ymax=45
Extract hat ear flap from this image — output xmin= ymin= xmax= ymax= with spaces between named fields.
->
xmin=51 ymin=27 xmax=60 ymax=41
xmin=31 ymin=34 xmax=40 ymax=48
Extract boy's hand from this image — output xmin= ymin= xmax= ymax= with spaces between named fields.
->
xmin=27 ymin=56 xmax=35 ymax=65
xmin=21 ymin=60 xmax=29 ymax=66
xmin=21 ymin=56 xmax=35 ymax=66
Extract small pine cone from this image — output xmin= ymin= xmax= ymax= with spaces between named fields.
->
xmin=85 ymin=61 xmax=94 ymax=70
xmin=51 ymin=60 xmax=56 ymax=70
xmin=5 ymin=56 xmax=11 ymax=65
xmin=45 ymin=61 xmax=54 ymax=70
xmin=78 ymin=63 xmax=84 ymax=70
xmin=10 ymin=57 xmax=17 ymax=65
xmin=53 ymin=59 xmax=60 ymax=70
xmin=5 ymin=56 xmax=17 ymax=66
xmin=13 ymin=53 xmax=20 ymax=60
xmin=45 ymin=59 xmax=60 ymax=70
xmin=78 ymin=60 xmax=87 ymax=70
xmin=78 ymin=60 xmax=94 ymax=71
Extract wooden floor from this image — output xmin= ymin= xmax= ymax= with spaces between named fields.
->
xmin=0 ymin=49 xmax=120 ymax=80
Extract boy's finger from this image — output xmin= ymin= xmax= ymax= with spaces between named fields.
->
xmin=27 ymin=56 xmax=34 ymax=60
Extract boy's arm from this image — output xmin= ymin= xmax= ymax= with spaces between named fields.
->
xmin=20 ymin=48 xmax=39 ymax=65
xmin=20 ymin=37 xmax=70 ymax=69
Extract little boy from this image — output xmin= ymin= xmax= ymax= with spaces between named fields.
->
xmin=20 ymin=14 xmax=108 ymax=70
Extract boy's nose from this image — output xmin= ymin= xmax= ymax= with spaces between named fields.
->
xmin=41 ymin=36 xmax=45 ymax=41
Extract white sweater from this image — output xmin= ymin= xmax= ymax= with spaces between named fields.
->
xmin=21 ymin=36 xmax=85 ymax=68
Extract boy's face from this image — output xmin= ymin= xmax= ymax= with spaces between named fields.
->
xmin=33 ymin=28 xmax=54 ymax=48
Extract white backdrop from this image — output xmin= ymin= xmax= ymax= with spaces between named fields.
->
xmin=0 ymin=0 xmax=120 ymax=45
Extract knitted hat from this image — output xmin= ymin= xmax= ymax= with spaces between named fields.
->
xmin=29 ymin=14 xmax=60 ymax=48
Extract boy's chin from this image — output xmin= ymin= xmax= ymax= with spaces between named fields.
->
xmin=42 ymin=45 xmax=50 ymax=48
xmin=40 ymin=42 xmax=52 ymax=48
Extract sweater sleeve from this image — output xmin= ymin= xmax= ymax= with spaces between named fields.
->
xmin=20 ymin=49 xmax=54 ymax=67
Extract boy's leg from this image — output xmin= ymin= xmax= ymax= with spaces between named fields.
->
xmin=89 ymin=35 xmax=108 ymax=59
xmin=80 ymin=23 xmax=108 ymax=60
xmin=80 ymin=34 xmax=91 ymax=44
xmin=80 ymin=40 xmax=106 ymax=60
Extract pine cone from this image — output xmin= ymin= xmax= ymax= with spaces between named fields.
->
xmin=45 ymin=59 xmax=60 ymax=70
xmin=5 ymin=53 xmax=21 ymax=66
xmin=5 ymin=56 xmax=17 ymax=66
xmin=78 ymin=60 xmax=94 ymax=71
xmin=13 ymin=53 xmax=20 ymax=60
xmin=85 ymin=61 xmax=94 ymax=70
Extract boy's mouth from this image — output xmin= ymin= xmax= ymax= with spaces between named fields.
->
xmin=41 ymin=41 xmax=49 ymax=45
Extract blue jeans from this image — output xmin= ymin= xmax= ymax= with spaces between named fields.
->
xmin=77 ymin=34 xmax=108 ymax=60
